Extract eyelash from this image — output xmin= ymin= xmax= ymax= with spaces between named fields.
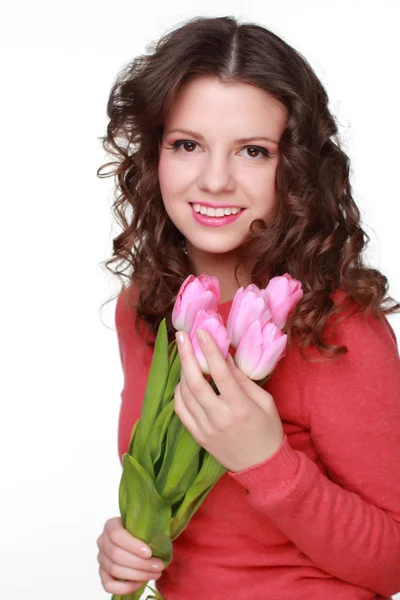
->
xmin=166 ymin=139 xmax=271 ymax=159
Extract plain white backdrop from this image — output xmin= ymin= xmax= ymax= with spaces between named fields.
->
xmin=1 ymin=1 xmax=399 ymax=598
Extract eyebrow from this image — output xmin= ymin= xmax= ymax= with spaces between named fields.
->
xmin=165 ymin=128 xmax=279 ymax=146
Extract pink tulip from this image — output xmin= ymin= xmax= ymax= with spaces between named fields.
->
xmin=189 ymin=310 xmax=231 ymax=375
xmin=172 ymin=274 xmax=220 ymax=333
xmin=226 ymin=284 xmax=272 ymax=348
xmin=235 ymin=320 xmax=287 ymax=380
xmin=263 ymin=273 xmax=303 ymax=329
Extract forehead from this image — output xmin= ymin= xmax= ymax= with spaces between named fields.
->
xmin=164 ymin=75 xmax=287 ymax=140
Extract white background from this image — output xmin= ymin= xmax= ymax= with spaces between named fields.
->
xmin=1 ymin=1 xmax=399 ymax=598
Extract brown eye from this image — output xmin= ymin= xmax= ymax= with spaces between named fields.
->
xmin=182 ymin=142 xmax=196 ymax=152
xmin=168 ymin=140 xmax=198 ymax=152
xmin=245 ymin=146 xmax=270 ymax=159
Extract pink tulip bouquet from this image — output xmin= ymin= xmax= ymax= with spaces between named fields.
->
xmin=114 ymin=273 xmax=303 ymax=600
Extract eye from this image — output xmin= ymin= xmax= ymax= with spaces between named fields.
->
xmin=166 ymin=140 xmax=199 ymax=152
xmin=240 ymin=146 xmax=271 ymax=160
xmin=165 ymin=140 xmax=271 ymax=159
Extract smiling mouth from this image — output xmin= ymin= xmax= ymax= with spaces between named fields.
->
xmin=190 ymin=203 xmax=244 ymax=217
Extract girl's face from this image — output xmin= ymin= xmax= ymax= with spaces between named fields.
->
xmin=158 ymin=75 xmax=287 ymax=261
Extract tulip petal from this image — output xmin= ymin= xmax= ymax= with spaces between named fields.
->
xmin=251 ymin=334 xmax=287 ymax=379
xmin=172 ymin=275 xmax=221 ymax=333
xmin=263 ymin=275 xmax=303 ymax=329
xmin=226 ymin=287 xmax=243 ymax=341
xmin=183 ymin=291 xmax=214 ymax=333
xmin=235 ymin=320 xmax=263 ymax=378
xmin=189 ymin=310 xmax=230 ymax=373
xmin=227 ymin=286 xmax=270 ymax=348
xmin=230 ymin=294 xmax=255 ymax=346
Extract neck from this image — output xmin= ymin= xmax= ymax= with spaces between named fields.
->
xmin=186 ymin=244 xmax=252 ymax=303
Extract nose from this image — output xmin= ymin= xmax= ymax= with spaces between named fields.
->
xmin=197 ymin=152 xmax=235 ymax=194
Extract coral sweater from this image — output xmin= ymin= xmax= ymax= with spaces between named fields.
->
xmin=115 ymin=288 xmax=400 ymax=600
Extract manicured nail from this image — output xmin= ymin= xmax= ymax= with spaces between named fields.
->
xmin=139 ymin=545 xmax=152 ymax=558
xmin=196 ymin=329 xmax=207 ymax=344
xmin=176 ymin=331 xmax=185 ymax=345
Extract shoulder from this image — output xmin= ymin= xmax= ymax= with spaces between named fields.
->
xmin=115 ymin=283 xmax=154 ymax=347
xmin=291 ymin=289 xmax=399 ymax=402
xmin=326 ymin=289 xmax=399 ymax=357
xmin=299 ymin=290 xmax=400 ymax=396
xmin=115 ymin=284 xmax=139 ymax=347
xmin=115 ymin=283 xmax=138 ymax=330
xmin=297 ymin=292 xmax=400 ymax=443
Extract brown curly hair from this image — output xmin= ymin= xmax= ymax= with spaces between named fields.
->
xmin=97 ymin=15 xmax=399 ymax=361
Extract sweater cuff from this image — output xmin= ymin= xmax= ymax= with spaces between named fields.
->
xmin=227 ymin=434 xmax=305 ymax=510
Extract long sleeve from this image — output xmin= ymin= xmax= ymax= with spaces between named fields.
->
xmin=115 ymin=285 xmax=154 ymax=465
xmin=228 ymin=309 xmax=400 ymax=598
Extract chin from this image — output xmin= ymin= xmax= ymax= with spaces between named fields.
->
xmin=185 ymin=235 xmax=244 ymax=255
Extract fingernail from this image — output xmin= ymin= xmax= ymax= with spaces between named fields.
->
xmin=196 ymin=329 xmax=207 ymax=344
xmin=175 ymin=332 xmax=185 ymax=345
xmin=139 ymin=545 xmax=152 ymax=558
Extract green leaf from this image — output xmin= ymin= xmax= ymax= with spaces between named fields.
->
xmin=170 ymin=451 xmax=227 ymax=540
xmin=144 ymin=584 xmax=167 ymax=600
xmin=132 ymin=320 xmax=169 ymax=462
xmin=145 ymin=400 xmax=175 ymax=478
xmin=160 ymin=349 xmax=181 ymax=412
xmin=118 ymin=467 xmax=128 ymax=521
xmin=122 ymin=453 xmax=173 ymax=564
xmin=127 ymin=419 xmax=139 ymax=457
xmin=111 ymin=581 xmax=146 ymax=600
xmin=155 ymin=415 xmax=201 ymax=504
xmin=168 ymin=340 xmax=178 ymax=366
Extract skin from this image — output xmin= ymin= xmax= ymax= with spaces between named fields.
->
xmin=158 ymin=74 xmax=288 ymax=302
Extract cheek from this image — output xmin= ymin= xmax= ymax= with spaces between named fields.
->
xmin=158 ymin=152 xmax=171 ymax=195
xmin=242 ymin=166 xmax=277 ymax=217
xmin=158 ymin=154 xmax=183 ymax=224
xmin=158 ymin=155 xmax=186 ymax=202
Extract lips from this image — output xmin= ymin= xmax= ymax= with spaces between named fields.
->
xmin=190 ymin=202 xmax=243 ymax=210
xmin=190 ymin=203 xmax=245 ymax=228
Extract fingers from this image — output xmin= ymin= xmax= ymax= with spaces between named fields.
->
xmin=227 ymin=354 xmax=274 ymax=411
xmin=180 ymin=371 xmax=211 ymax=421
xmin=99 ymin=565 xmax=152 ymax=595
xmin=177 ymin=329 xmax=235 ymax=397
xmin=174 ymin=379 xmax=199 ymax=437
xmin=194 ymin=330 xmax=244 ymax=408
xmin=226 ymin=354 xmax=248 ymax=383
xmin=104 ymin=516 xmax=152 ymax=558
xmin=97 ymin=517 xmax=165 ymax=595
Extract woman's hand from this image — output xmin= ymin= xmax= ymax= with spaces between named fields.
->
xmin=97 ymin=516 xmax=166 ymax=596
xmin=174 ymin=330 xmax=284 ymax=472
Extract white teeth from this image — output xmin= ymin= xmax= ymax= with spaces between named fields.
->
xmin=192 ymin=204 xmax=242 ymax=217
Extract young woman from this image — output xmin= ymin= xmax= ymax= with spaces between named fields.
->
xmin=96 ymin=15 xmax=400 ymax=600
